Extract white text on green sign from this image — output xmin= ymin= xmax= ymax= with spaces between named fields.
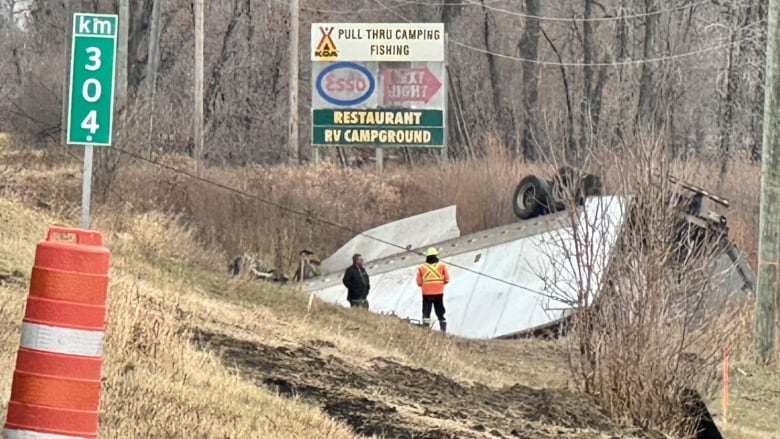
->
xmin=312 ymin=109 xmax=444 ymax=147
xmin=66 ymin=13 xmax=118 ymax=146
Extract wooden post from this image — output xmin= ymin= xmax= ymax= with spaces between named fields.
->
xmin=288 ymin=0 xmax=300 ymax=164
xmin=60 ymin=0 xmax=72 ymax=145
xmin=441 ymin=32 xmax=449 ymax=162
xmin=145 ymin=0 xmax=162 ymax=158
xmin=722 ymin=345 xmax=730 ymax=422
xmin=756 ymin=0 xmax=780 ymax=364
xmin=116 ymin=0 xmax=129 ymax=109
xmin=194 ymin=0 xmax=205 ymax=175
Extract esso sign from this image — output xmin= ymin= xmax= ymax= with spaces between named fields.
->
xmin=316 ymin=62 xmax=375 ymax=106
xmin=325 ymin=76 xmax=368 ymax=93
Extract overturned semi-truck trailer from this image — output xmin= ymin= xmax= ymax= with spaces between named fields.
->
xmin=303 ymin=184 xmax=754 ymax=339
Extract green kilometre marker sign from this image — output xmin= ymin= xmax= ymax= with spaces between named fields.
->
xmin=66 ymin=13 xmax=118 ymax=230
xmin=67 ymin=13 xmax=118 ymax=146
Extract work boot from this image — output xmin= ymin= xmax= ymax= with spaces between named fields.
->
xmin=422 ymin=318 xmax=432 ymax=329
xmin=439 ymin=321 xmax=447 ymax=333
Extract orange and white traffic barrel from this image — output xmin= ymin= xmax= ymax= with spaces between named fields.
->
xmin=4 ymin=227 xmax=110 ymax=439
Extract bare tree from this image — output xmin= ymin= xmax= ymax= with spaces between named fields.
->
xmin=0 ymin=0 xmax=769 ymax=166
xmin=537 ymin=141 xmax=745 ymax=435
xmin=519 ymin=0 xmax=541 ymax=160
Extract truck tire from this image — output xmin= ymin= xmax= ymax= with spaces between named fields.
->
xmin=513 ymin=175 xmax=553 ymax=220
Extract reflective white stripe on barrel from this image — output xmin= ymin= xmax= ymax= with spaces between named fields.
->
xmin=3 ymin=428 xmax=90 ymax=439
xmin=20 ymin=322 xmax=103 ymax=357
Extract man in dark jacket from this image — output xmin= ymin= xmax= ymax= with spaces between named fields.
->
xmin=343 ymin=253 xmax=370 ymax=308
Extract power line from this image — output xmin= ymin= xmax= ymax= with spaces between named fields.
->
xmin=268 ymin=0 xmax=411 ymax=15
xmin=375 ymin=0 xmax=753 ymax=67
xmin=449 ymin=36 xmax=753 ymax=66
xmin=289 ymin=0 xmax=506 ymax=14
xmin=105 ymin=145 xmax=564 ymax=302
xmin=299 ymin=0 xmax=712 ymax=22
xmin=462 ymin=0 xmax=712 ymax=23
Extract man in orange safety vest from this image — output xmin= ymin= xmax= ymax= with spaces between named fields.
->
xmin=416 ymin=247 xmax=450 ymax=332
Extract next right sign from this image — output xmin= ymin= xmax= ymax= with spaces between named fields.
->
xmin=383 ymin=67 xmax=442 ymax=105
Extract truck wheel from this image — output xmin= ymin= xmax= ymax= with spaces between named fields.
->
xmin=513 ymin=175 xmax=553 ymax=220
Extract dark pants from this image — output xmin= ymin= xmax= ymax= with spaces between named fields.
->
xmin=422 ymin=294 xmax=445 ymax=322
xmin=349 ymin=299 xmax=369 ymax=309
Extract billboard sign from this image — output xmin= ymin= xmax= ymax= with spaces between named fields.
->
xmin=311 ymin=23 xmax=444 ymax=62
xmin=311 ymin=23 xmax=446 ymax=149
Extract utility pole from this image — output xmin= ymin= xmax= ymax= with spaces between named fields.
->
xmin=194 ymin=0 xmax=205 ymax=175
xmin=61 ymin=0 xmax=72 ymax=145
xmin=756 ymin=0 xmax=780 ymax=364
xmin=288 ymin=0 xmax=300 ymax=164
xmin=146 ymin=0 xmax=162 ymax=159
xmin=117 ymin=0 xmax=129 ymax=109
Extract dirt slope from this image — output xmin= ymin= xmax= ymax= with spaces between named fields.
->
xmin=193 ymin=328 xmax=649 ymax=439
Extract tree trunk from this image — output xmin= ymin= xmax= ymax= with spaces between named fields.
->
xmin=749 ymin=0 xmax=769 ymax=162
xmin=145 ymin=0 xmax=161 ymax=158
xmin=482 ymin=1 xmax=510 ymax=153
xmin=542 ymin=29 xmax=576 ymax=155
xmin=579 ymin=0 xmax=594 ymax=154
xmin=718 ymin=3 xmax=743 ymax=188
xmin=441 ymin=0 xmax=462 ymax=28
xmin=614 ymin=0 xmax=632 ymax=145
xmin=116 ymin=0 xmax=129 ymax=110
xmin=519 ymin=0 xmax=540 ymax=161
xmin=636 ymin=0 xmax=658 ymax=129
xmin=127 ymin=0 xmax=153 ymax=97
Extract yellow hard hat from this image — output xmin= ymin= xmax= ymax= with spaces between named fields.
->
xmin=425 ymin=247 xmax=439 ymax=257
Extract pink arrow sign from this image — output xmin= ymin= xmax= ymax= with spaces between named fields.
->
xmin=383 ymin=67 xmax=442 ymax=104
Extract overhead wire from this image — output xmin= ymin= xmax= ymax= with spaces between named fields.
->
xmin=104 ymin=145 xmax=567 ymax=302
xmin=280 ymin=0 xmax=506 ymax=14
xmin=299 ymin=0 xmax=712 ymax=23
xmin=448 ymin=37 xmax=753 ymax=66
xmin=460 ymin=0 xmax=712 ymax=23
xmin=373 ymin=0 xmax=750 ymax=67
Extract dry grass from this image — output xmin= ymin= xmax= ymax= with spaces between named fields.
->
xmin=0 ymin=198 xmax=360 ymax=439
xmin=0 ymin=141 xmax=758 ymax=270
xmin=712 ymin=364 xmax=780 ymax=438
xmin=92 ymin=139 xmax=542 ymax=273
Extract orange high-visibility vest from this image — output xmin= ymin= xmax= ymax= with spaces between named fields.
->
xmin=416 ymin=262 xmax=450 ymax=295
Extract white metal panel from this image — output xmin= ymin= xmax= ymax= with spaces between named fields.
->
xmin=312 ymin=197 xmax=626 ymax=339
xmin=319 ymin=205 xmax=460 ymax=274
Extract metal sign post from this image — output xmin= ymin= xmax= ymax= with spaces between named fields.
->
xmin=66 ymin=13 xmax=118 ymax=229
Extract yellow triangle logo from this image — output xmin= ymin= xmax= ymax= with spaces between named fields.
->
xmin=315 ymin=27 xmax=338 ymax=60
